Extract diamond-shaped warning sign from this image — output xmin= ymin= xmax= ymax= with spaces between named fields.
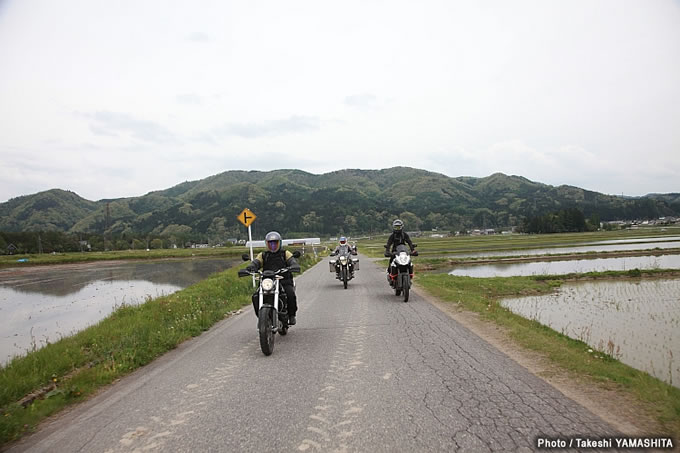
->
xmin=237 ymin=208 xmax=256 ymax=227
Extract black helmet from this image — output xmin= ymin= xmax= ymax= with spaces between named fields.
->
xmin=265 ymin=231 xmax=282 ymax=253
xmin=392 ymin=219 xmax=403 ymax=232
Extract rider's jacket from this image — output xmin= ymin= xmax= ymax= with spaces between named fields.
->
xmin=332 ymin=244 xmax=353 ymax=256
xmin=385 ymin=230 xmax=414 ymax=252
xmin=252 ymin=249 xmax=299 ymax=283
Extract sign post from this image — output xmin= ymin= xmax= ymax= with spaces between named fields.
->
xmin=237 ymin=208 xmax=257 ymax=287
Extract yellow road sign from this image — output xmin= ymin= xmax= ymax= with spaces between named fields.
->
xmin=237 ymin=208 xmax=257 ymax=227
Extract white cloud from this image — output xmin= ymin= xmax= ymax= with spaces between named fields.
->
xmin=211 ymin=116 xmax=321 ymax=139
xmin=80 ymin=111 xmax=180 ymax=145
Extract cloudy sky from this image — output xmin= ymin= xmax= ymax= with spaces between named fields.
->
xmin=1 ymin=0 xmax=679 ymax=203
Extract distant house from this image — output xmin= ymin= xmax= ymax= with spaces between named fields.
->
xmin=7 ymin=243 xmax=17 ymax=255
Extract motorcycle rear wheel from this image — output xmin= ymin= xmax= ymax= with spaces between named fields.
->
xmin=258 ymin=306 xmax=275 ymax=355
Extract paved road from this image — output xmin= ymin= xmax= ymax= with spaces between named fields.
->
xmin=10 ymin=255 xmax=620 ymax=452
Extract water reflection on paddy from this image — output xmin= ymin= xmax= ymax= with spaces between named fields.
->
xmin=584 ymin=236 xmax=680 ymax=245
xmin=500 ymin=279 xmax=680 ymax=388
xmin=0 ymin=258 xmax=233 ymax=364
xmin=448 ymin=254 xmax=680 ymax=278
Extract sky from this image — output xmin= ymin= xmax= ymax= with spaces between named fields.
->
xmin=1 ymin=0 xmax=679 ymax=203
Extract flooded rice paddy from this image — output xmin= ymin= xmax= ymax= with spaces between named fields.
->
xmin=448 ymin=254 xmax=680 ymax=278
xmin=500 ymin=279 xmax=680 ymax=387
xmin=0 ymin=258 xmax=232 ymax=364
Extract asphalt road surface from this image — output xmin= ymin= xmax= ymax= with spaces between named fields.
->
xmin=10 ymin=255 xmax=621 ymax=452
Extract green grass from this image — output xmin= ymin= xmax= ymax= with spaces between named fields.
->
xmin=0 ymin=253 xmax=319 ymax=446
xmin=416 ymin=272 xmax=680 ymax=437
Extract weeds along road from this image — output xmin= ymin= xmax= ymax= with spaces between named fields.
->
xmin=10 ymin=254 xmax=620 ymax=452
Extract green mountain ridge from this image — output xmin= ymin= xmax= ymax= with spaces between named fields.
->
xmin=1 ymin=167 xmax=678 ymax=239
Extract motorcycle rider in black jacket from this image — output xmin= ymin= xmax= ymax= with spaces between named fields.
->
xmin=246 ymin=231 xmax=301 ymax=325
xmin=384 ymin=219 xmax=415 ymax=271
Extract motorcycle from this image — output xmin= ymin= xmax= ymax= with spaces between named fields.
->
xmin=329 ymin=249 xmax=359 ymax=289
xmin=385 ymin=244 xmax=418 ymax=302
xmin=238 ymin=251 xmax=301 ymax=356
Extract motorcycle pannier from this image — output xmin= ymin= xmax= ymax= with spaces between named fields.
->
xmin=329 ymin=259 xmax=336 ymax=272
xmin=352 ymin=258 xmax=360 ymax=270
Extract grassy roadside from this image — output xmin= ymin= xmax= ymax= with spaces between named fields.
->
xmin=0 ymin=253 xmax=320 ymax=446
xmin=416 ymin=270 xmax=680 ymax=437
xmin=0 ymin=247 xmax=249 ymax=269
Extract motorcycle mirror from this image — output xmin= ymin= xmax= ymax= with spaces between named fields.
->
xmin=292 ymin=251 xmax=301 ymax=258
xmin=412 ymin=243 xmax=418 ymax=248
xmin=241 ymin=254 xmax=250 ymax=261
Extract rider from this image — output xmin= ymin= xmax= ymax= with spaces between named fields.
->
xmin=384 ymin=219 xmax=415 ymax=271
xmin=246 ymin=231 xmax=301 ymax=325
xmin=331 ymin=236 xmax=355 ymax=277
xmin=331 ymin=236 xmax=354 ymax=256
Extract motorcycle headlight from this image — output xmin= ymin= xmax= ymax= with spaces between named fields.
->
xmin=339 ymin=256 xmax=348 ymax=264
xmin=396 ymin=252 xmax=410 ymax=265
xmin=261 ymin=278 xmax=275 ymax=291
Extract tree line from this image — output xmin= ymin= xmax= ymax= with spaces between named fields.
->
xmin=0 ymin=231 xmax=210 ymax=255
xmin=519 ymin=208 xmax=600 ymax=234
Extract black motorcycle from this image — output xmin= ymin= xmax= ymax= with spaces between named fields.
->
xmin=385 ymin=244 xmax=418 ymax=302
xmin=329 ymin=250 xmax=358 ymax=289
xmin=238 ymin=251 xmax=300 ymax=355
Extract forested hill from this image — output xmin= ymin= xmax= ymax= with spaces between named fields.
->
xmin=1 ymin=167 xmax=678 ymax=240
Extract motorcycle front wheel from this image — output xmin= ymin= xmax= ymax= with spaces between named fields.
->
xmin=342 ymin=268 xmax=348 ymax=289
xmin=258 ymin=306 xmax=275 ymax=355
xmin=279 ymin=313 xmax=288 ymax=336
xmin=401 ymin=274 xmax=410 ymax=302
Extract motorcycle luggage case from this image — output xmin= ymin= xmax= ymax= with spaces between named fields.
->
xmin=329 ymin=259 xmax=336 ymax=272
xmin=352 ymin=258 xmax=359 ymax=270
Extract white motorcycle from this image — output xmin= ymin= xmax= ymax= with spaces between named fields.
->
xmin=385 ymin=244 xmax=418 ymax=302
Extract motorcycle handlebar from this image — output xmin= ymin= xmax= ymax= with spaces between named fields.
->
xmin=384 ymin=249 xmax=418 ymax=257
xmin=238 ymin=266 xmax=299 ymax=278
